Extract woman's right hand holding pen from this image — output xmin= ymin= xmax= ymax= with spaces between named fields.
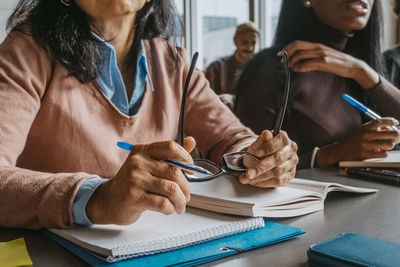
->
xmin=316 ymin=118 xmax=400 ymax=167
xmin=85 ymin=137 xmax=196 ymax=225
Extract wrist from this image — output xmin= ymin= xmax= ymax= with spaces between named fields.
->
xmin=353 ymin=61 xmax=380 ymax=90
xmin=86 ymin=182 xmax=108 ymax=224
xmin=315 ymin=143 xmax=340 ymax=167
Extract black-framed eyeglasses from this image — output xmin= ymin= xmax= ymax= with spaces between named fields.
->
xmin=177 ymin=52 xmax=260 ymax=182
xmin=272 ymin=50 xmax=291 ymax=137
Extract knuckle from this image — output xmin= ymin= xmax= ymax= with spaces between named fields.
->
xmin=171 ymin=166 xmax=180 ymax=178
xmin=277 ymin=179 xmax=285 ymax=187
xmin=359 ymin=142 xmax=368 ymax=151
xmin=137 ymin=192 xmax=147 ymax=202
xmin=166 ymin=140 xmax=179 ymax=153
xmin=275 ymin=166 xmax=284 ymax=177
xmin=292 ymin=142 xmax=298 ymax=152
xmin=129 ymin=171 xmax=139 ymax=184
xmin=166 ymin=182 xmax=179 ymax=196
xmin=293 ymin=154 xmax=299 ymax=165
xmin=129 ymin=155 xmax=142 ymax=169
xmin=275 ymin=152 xmax=285 ymax=163
xmin=158 ymin=197 xmax=170 ymax=211
xmin=276 ymin=178 xmax=285 ymax=187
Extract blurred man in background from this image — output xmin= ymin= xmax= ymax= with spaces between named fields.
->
xmin=205 ymin=22 xmax=259 ymax=110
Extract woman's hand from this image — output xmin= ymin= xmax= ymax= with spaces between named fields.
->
xmin=240 ymin=130 xmax=298 ymax=188
xmin=316 ymin=118 xmax=400 ymax=167
xmin=86 ymin=137 xmax=196 ymax=225
xmin=278 ymin=40 xmax=380 ymax=89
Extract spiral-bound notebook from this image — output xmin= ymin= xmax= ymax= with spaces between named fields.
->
xmin=48 ymin=208 xmax=264 ymax=263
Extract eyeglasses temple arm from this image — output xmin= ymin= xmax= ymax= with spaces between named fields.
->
xmin=273 ymin=50 xmax=291 ymax=137
xmin=177 ymin=52 xmax=199 ymax=146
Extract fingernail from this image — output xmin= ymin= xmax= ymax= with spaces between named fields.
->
xmin=247 ymin=169 xmax=256 ymax=179
xmin=241 ymin=178 xmax=249 ymax=184
xmin=394 ymin=119 xmax=399 ymax=125
xmin=257 ymin=149 xmax=265 ymax=157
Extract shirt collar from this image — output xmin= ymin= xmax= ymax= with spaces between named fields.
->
xmin=92 ymin=32 xmax=154 ymax=92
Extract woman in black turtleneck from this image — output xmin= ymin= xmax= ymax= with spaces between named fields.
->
xmin=236 ymin=0 xmax=400 ymax=169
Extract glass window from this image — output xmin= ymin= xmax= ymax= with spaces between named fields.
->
xmin=174 ymin=0 xmax=184 ymax=15
xmin=0 ymin=0 xmax=17 ymax=43
xmin=172 ymin=0 xmax=184 ymax=46
xmin=193 ymin=0 xmax=250 ymax=69
xmin=264 ymin=0 xmax=282 ymax=46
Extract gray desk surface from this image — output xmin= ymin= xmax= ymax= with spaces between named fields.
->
xmin=1 ymin=168 xmax=399 ymax=266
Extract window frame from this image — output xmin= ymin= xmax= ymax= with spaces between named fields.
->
xmin=179 ymin=0 xmax=280 ymax=60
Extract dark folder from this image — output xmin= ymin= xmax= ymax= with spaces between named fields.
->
xmin=43 ymin=220 xmax=304 ymax=267
xmin=308 ymin=232 xmax=400 ymax=267
xmin=345 ymin=167 xmax=400 ymax=185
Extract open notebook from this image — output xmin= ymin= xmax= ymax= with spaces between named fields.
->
xmin=339 ymin=151 xmax=400 ymax=168
xmin=188 ymin=175 xmax=377 ymax=217
xmin=48 ymin=208 xmax=264 ymax=263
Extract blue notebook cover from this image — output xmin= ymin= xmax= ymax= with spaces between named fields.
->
xmin=43 ymin=220 xmax=304 ymax=267
xmin=308 ymin=232 xmax=400 ymax=267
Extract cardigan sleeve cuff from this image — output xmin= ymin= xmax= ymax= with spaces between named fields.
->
xmin=72 ymin=177 xmax=108 ymax=226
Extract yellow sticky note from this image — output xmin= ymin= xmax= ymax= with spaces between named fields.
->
xmin=0 ymin=238 xmax=33 ymax=267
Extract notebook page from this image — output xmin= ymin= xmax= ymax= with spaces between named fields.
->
xmin=288 ymin=178 xmax=378 ymax=196
xmin=288 ymin=178 xmax=329 ymax=195
xmin=189 ymin=174 xmax=323 ymax=206
xmin=339 ymin=151 xmax=400 ymax=167
xmin=49 ymin=208 xmax=264 ymax=262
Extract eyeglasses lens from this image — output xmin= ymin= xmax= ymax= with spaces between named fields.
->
xmin=185 ymin=160 xmax=223 ymax=180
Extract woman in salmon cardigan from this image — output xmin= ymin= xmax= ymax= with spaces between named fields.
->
xmin=0 ymin=0 xmax=298 ymax=228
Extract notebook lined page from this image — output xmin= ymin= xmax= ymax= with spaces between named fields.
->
xmin=49 ymin=208 xmax=264 ymax=262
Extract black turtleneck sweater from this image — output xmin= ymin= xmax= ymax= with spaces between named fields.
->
xmin=236 ymin=23 xmax=400 ymax=169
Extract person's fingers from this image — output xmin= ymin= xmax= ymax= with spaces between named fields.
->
xmin=241 ymin=154 xmax=298 ymax=185
xmin=183 ymin=136 xmax=196 ymax=153
xmin=363 ymin=118 xmax=399 ymax=131
xmin=278 ymin=40 xmax=323 ymax=59
xmin=256 ymin=131 xmax=290 ymax=158
xmin=247 ymin=130 xmax=273 ymax=158
xmin=367 ymin=140 xmax=396 ymax=152
xmin=360 ymin=129 xmax=400 ymax=141
xmin=288 ymin=49 xmax=326 ymax=67
xmin=359 ymin=150 xmax=388 ymax=160
xmin=246 ymin=168 xmax=296 ymax=188
xmin=137 ymin=192 xmax=176 ymax=215
xmin=128 ymin=155 xmax=191 ymax=201
xmin=133 ymin=140 xmax=194 ymax=164
xmin=245 ymin=140 xmax=294 ymax=179
xmin=146 ymin=178 xmax=187 ymax=214
xmin=292 ymin=57 xmax=340 ymax=73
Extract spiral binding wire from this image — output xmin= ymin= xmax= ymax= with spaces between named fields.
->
xmin=106 ymin=217 xmax=264 ymax=262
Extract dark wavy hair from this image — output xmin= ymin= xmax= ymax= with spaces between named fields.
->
xmin=273 ymin=0 xmax=386 ymax=75
xmin=7 ymin=0 xmax=182 ymax=83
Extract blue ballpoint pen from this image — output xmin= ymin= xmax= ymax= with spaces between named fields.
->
xmin=116 ymin=142 xmax=212 ymax=176
xmin=342 ymin=94 xmax=400 ymax=132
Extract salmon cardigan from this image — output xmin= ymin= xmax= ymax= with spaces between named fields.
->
xmin=0 ymin=31 xmax=257 ymax=229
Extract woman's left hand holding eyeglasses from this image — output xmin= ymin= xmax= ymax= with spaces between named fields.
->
xmin=240 ymin=130 xmax=298 ymax=188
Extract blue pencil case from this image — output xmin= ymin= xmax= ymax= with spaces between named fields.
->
xmin=308 ymin=232 xmax=400 ymax=267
